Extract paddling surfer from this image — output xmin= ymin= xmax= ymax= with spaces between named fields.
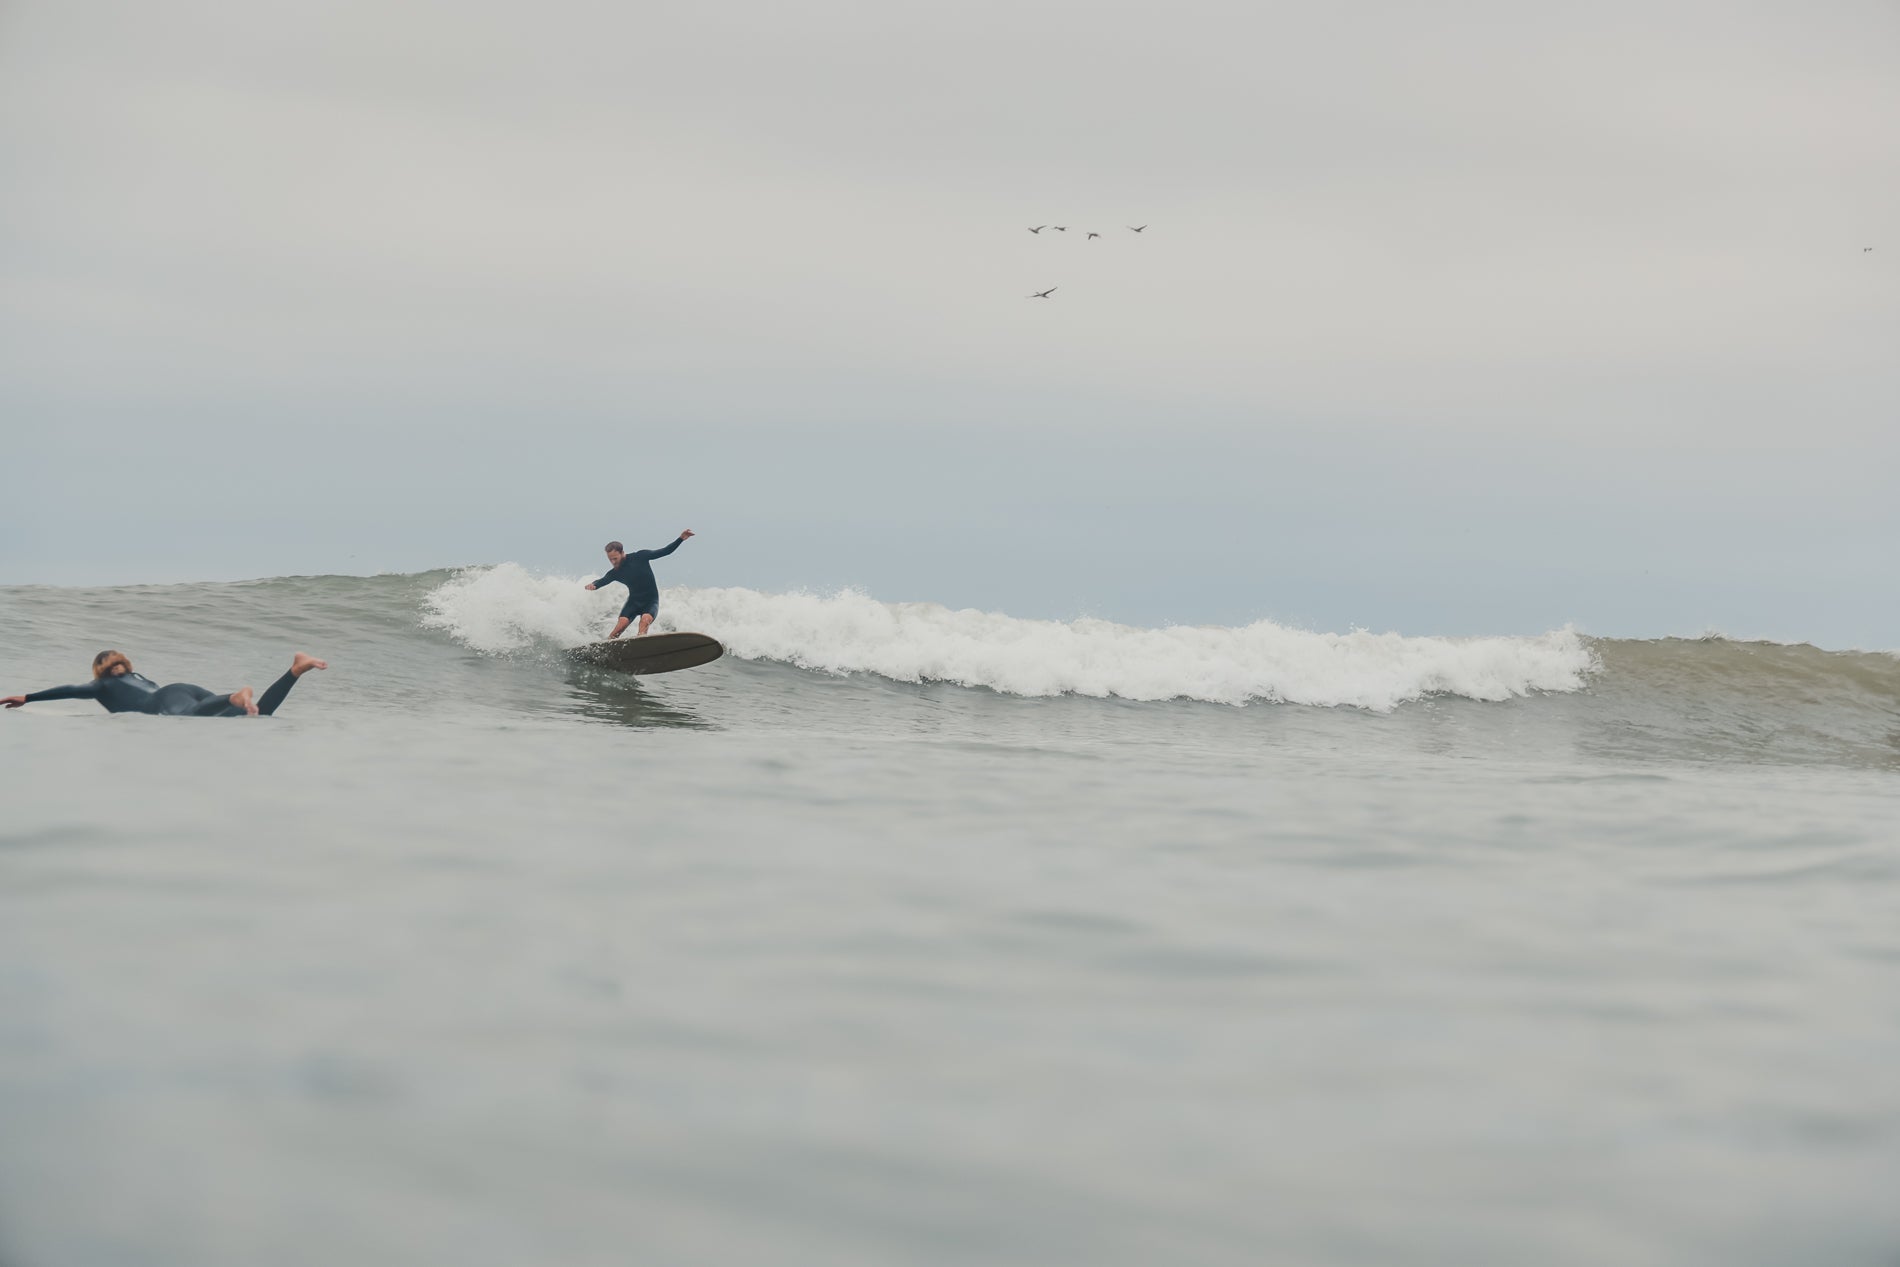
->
xmin=4 ymin=650 xmax=327 ymax=716
xmin=585 ymin=531 xmax=694 ymax=639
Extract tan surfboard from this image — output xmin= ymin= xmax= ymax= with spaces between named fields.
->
xmin=567 ymin=632 xmax=725 ymax=675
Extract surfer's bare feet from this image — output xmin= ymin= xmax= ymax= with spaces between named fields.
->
xmin=291 ymin=653 xmax=327 ymax=677
xmin=230 ymin=686 xmax=259 ymax=716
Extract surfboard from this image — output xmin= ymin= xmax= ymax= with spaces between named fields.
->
xmin=566 ymin=632 xmax=725 ymax=675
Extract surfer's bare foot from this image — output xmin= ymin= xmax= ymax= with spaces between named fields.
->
xmin=290 ymin=653 xmax=327 ymax=677
xmin=230 ymin=686 xmax=259 ymax=716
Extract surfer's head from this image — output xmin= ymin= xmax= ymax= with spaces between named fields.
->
xmin=604 ymin=541 xmax=625 ymax=565
xmin=92 ymin=650 xmax=131 ymax=678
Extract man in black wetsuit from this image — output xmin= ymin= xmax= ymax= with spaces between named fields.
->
xmin=584 ymin=530 xmax=695 ymax=639
xmin=3 ymin=649 xmax=327 ymax=716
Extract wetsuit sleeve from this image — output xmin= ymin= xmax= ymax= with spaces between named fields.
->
xmin=638 ymin=537 xmax=685 ymax=561
xmin=592 ymin=569 xmax=619 ymax=589
xmin=23 ymin=682 xmax=100 ymax=703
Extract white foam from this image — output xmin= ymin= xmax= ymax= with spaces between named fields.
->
xmin=420 ymin=565 xmax=1598 ymax=710
xmin=419 ymin=563 xmax=613 ymax=653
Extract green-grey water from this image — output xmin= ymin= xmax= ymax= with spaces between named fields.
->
xmin=2 ymin=570 xmax=1897 ymax=1266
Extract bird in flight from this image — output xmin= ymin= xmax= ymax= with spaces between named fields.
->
xmin=1028 ymin=225 xmax=1047 ymax=234
xmin=1866 ymin=247 xmax=1875 ymax=252
xmin=1087 ymin=232 xmax=1100 ymax=239
xmin=1052 ymin=226 xmax=1068 ymax=232
xmin=1128 ymin=224 xmax=1147 ymax=233
xmin=1028 ymin=287 xmax=1056 ymax=299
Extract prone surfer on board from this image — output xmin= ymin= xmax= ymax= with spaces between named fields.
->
xmin=585 ymin=531 xmax=695 ymax=639
xmin=4 ymin=649 xmax=327 ymax=716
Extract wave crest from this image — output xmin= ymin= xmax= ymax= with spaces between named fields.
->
xmin=420 ymin=565 xmax=1596 ymax=710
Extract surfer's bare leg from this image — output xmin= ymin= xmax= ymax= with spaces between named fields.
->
xmin=255 ymin=653 xmax=327 ymax=716
xmin=608 ymin=617 xmax=633 ymax=640
xmin=636 ymin=612 xmax=655 ymax=637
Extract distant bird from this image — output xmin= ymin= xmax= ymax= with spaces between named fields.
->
xmin=1128 ymin=224 xmax=1147 ymax=233
xmin=1028 ymin=287 xmax=1056 ymax=299
xmin=1052 ymin=226 xmax=1068 ymax=232
xmin=1087 ymin=232 xmax=1100 ymax=239
xmin=1866 ymin=247 xmax=1875 ymax=252
xmin=1028 ymin=225 xmax=1047 ymax=234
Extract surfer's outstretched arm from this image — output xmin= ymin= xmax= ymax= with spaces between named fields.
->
xmin=638 ymin=529 xmax=694 ymax=561
xmin=4 ymin=682 xmax=101 ymax=708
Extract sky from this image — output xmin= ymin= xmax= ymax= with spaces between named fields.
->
xmin=2 ymin=0 xmax=1896 ymax=643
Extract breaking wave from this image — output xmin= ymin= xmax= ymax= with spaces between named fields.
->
xmin=420 ymin=563 xmax=1597 ymax=710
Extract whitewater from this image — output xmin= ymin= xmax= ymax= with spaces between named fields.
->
xmin=422 ymin=562 xmax=1600 ymax=710
xmin=3 ymin=568 xmax=1897 ymax=1267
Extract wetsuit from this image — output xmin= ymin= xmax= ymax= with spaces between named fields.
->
xmin=593 ymin=536 xmax=685 ymax=619
xmin=22 ymin=669 xmax=303 ymax=717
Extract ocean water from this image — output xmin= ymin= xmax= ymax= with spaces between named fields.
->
xmin=2 ymin=569 xmax=1897 ymax=1267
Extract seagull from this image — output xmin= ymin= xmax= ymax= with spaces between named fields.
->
xmin=1028 ymin=225 xmax=1047 ymax=234
xmin=1028 ymin=287 xmax=1056 ymax=299
xmin=1052 ymin=226 xmax=1068 ymax=231
xmin=1086 ymin=232 xmax=1100 ymax=239
xmin=1866 ymin=247 xmax=1875 ymax=252
xmin=1128 ymin=224 xmax=1147 ymax=233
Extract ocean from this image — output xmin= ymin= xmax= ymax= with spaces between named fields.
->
xmin=2 ymin=568 xmax=1896 ymax=1267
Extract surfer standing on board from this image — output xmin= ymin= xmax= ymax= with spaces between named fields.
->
xmin=586 ymin=531 xmax=695 ymax=639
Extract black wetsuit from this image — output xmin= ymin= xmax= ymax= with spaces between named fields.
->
xmin=593 ymin=537 xmax=684 ymax=619
xmin=23 ymin=669 xmax=303 ymax=717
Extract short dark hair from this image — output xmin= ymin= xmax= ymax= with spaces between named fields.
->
xmin=604 ymin=540 xmax=624 ymax=553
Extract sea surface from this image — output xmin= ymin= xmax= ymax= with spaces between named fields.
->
xmin=2 ymin=569 xmax=1897 ymax=1267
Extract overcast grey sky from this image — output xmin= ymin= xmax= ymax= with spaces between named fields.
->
xmin=3 ymin=0 xmax=1896 ymax=642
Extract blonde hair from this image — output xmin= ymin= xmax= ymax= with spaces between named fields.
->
xmin=92 ymin=650 xmax=131 ymax=679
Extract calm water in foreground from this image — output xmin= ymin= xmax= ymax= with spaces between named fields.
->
xmin=2 ymin=572 xmax=1896 ymax=1266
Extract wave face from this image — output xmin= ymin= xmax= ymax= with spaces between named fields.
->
xmin=4 ymin=566 xmax=1895 ymax=771
xmin=421 ymin=563 xmax=1597 ymax=710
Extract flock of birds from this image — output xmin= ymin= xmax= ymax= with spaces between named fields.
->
xmin=1018 ymin=231 xmax=1871 ymax=299
xmin=1025 ymin=224 xmax=1148 ymax=298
